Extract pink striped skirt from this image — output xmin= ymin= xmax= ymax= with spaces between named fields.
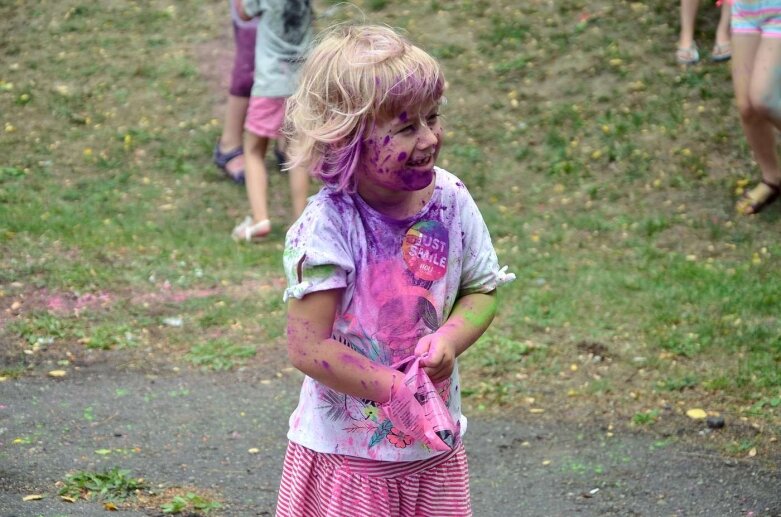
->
xmin=275 ymin=441 xmax=472 ymax=517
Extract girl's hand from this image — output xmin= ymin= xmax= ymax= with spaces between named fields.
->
xmin=414 ymin=332 xmax=456 ymax=382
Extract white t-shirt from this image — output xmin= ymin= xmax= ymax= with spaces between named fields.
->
xmin=283 ymin=167 xmax=508 ymax=461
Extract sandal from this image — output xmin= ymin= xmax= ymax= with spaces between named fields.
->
xmin=213 ymin=143 xmax=245 ymax=184
xmin=736 ymin=179 xmax=781 ymax=215
xmin=711 ymin=42 xmax=731 ymax=62
xmin=231 ymin=216 xmax=271 ymax=242
xmin=676 ymin=43 xmax=700 ymax=65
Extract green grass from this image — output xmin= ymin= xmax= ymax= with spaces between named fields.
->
xmin=161 ymin=492 xmax=221 ymax=514
xmin=1 ymin=0 xmax=779 ymax=441
xmin=632 ymin=409 xmax=661 ymax=426
xmin=59 ymin=467 xmax=145 ymax=501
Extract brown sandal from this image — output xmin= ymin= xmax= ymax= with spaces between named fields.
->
xmin=736 ymin=179 xmax=781 ymax=215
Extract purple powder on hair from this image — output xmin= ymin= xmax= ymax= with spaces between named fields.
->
xmin=397 ymin=152 xmax=407 ymax=162
xmin=398 ymin=111 xmax=408 ymax=122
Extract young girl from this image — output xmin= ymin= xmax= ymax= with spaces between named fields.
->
xmin=277 ymin=25 xmax=514 ymax=516
xmin=230 ymin=0 xmax=312 ymax=241
xmin=732 ymin=0 xmax=781 ymax=214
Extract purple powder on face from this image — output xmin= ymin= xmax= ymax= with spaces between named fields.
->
xmin=397 ymin=152 xmax=407 ymax=162
xmin=322 ymin=360 xmax=330 ymax=369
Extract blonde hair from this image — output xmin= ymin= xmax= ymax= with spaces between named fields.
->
xmin=286 ymin=24 xmax=445 ymax=193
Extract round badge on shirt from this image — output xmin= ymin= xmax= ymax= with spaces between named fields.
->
xmin=402 ymin=220 xmax=449 ymax=281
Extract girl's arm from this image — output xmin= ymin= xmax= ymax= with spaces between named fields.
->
xmin=287 ymin=288 xmax=397 ymax=403
xmin=415 ymin=290 xmax=497 ymax=382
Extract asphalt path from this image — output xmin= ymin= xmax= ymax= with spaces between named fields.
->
xmin=1 ymin=364 xmax=779 ymax=516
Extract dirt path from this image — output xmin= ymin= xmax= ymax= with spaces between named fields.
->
xmin=1 ymin=361 xmax=780 ymax=516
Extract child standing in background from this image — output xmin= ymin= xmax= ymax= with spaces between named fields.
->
xmin=212 ymin=0 xmax=257 ymax=184
xmin=231 ymin=0 xmax=312 ymax=241
xmin=277 ymin=25 xmax=514 ymax=516
xmin=732 ymin=0 xmax=781 ymax=214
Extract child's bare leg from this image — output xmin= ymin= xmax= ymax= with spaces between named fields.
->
xmin=740 ymin=37 xmax=781 ymax=185
xmin=679 ymin=0 xmax=699 ymax=49
xmin=244 ymin=132 xmax=270 ymax=223
xmin=749 ymin=38 xmax=781 ymax=133
xmin=716 ymin=1 xmax=731 ymax=47
xmin=289 ymin=163 xmax=309 ymax=220
xmin=733 ymin=34 xmax=781 ymax=213
xmin=220 ymin=95 xmax=249 ymax=151
xmin=277 ymin=138 xmax=309 ymax=220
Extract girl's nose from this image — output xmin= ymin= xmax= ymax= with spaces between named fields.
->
xmin=417 ymin=123 xmax=438 ymax=149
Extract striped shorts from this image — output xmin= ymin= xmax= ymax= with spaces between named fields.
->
xmin=275 ymin=441 xmax=472 ymax=517
xmin=732 ymin=0 xmax=781 ymax=37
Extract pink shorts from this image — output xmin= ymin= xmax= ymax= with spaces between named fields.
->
xmin=275 ymin=441 xmax=472 ymax=517
xmin=732 ymin=1 xmax=781 ymax=38
xmin=244 ymin=96 xmax=286 ymax=139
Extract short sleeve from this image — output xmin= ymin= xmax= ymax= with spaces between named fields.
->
xmin=457 ymin=185 xmax=513 ymax=294
xmin=282 ymin=202 xmax=355 ymax=302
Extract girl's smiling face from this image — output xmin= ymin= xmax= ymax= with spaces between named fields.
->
xmin=357 ymin=102 xmax=443 ymax=194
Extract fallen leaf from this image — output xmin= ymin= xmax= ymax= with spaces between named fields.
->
xmin=686 ymin=408 xmax=707 ymax=420
xmin=104 ymin=501 xmax=118 ymax=511
xmin=748 ymin=448 xmax=757 ymax=457
xmin=95 ymin=448 xmax=112 ymax=455
xmin=248 ymin=448 xmax=260 ymax=454
xmin=48 ymin=370 xmax=67 ymax=378
xmin=60 ymin=495 xmax=77 ymax=503
xmin=22 ymin=494 xmax=43 ymax=501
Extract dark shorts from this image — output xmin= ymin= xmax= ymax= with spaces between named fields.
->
xmin=229 ymin=15 xmax=256 ymax=97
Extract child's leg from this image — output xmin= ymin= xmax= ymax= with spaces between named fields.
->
xmin=244 ymin=131 xmax=270 ymax=224
xmin=736 ymin=35 xmax=781 ymax=184
xmin=748 ymin=38 xmax=781 ymax=133
xmin=711 ymin=1 xmax=732 ymax=61
xmin=219 ymin=95 xmax=250 ymax=152
xmin=716 ymin=1 xmax=732 ymax=47
xmin=288 ymin=162 xmax=309 ymax=220
xmin=733 ymin=34 xmax=781 ymax=213
xmin=280 ymin=138 xmax=309 ymax=220
xmin=679 ymin=0 xmax=700 ymax=49
xmin=678 ymin=0 xmax=701 ymax=63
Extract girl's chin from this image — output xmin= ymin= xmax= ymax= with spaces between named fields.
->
xmin=401 ymin=168 xmax=435 ymax=190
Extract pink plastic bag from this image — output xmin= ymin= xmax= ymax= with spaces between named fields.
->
xmin=380 ymin=356 xmax=456 ymax=451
